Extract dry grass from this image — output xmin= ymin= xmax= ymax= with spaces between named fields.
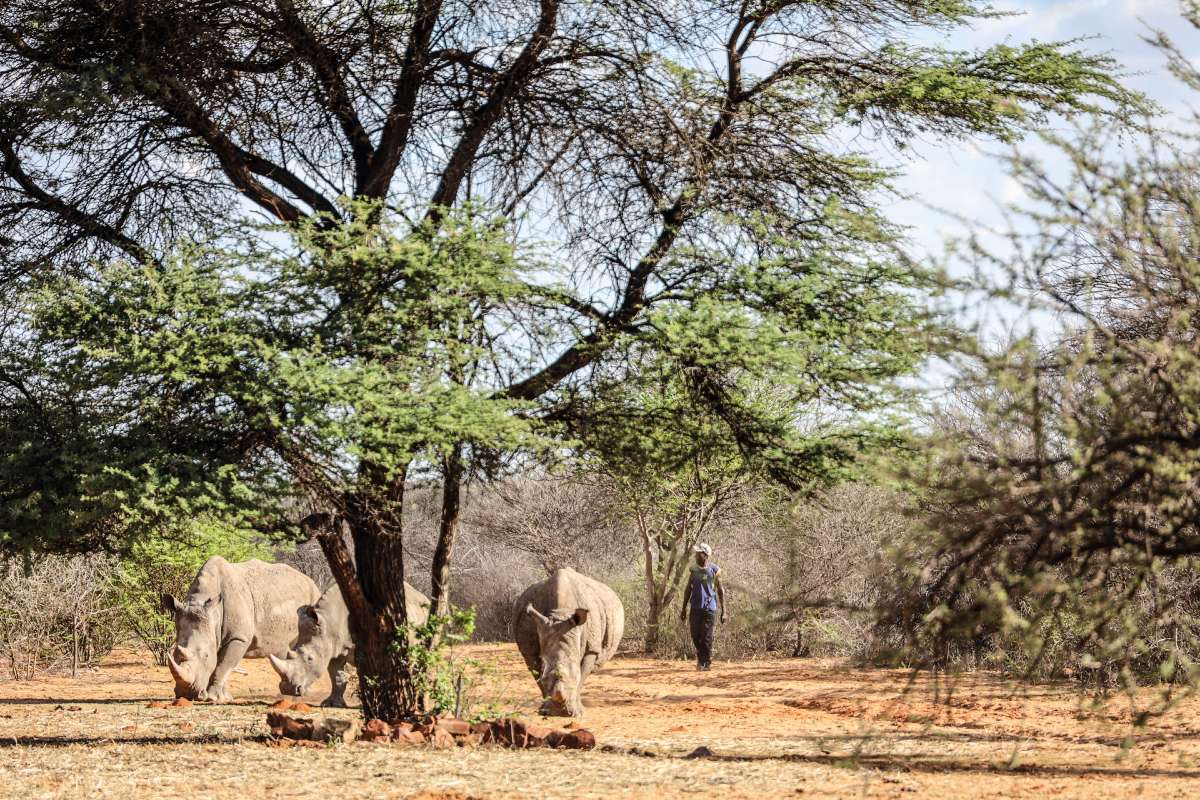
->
xmin=2 ymin=645 xmax=1200 ymax=798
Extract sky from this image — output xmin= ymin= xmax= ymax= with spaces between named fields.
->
xmin=885 ymin=0 xmax=1199 ymax=343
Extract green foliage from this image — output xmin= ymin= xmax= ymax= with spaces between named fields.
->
xmin=112 ymin=518 xmax=275 ymax=665
xmin=836 ymin=40 xmax=1145 ymax=141
xmin=0 ymin=203 xmax=548 ymax=552
xmin=393 ymin=607 xmax=502 ymax=720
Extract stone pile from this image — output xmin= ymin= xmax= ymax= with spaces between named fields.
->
xmin=266 ymin=712 xmax=596 ymax=750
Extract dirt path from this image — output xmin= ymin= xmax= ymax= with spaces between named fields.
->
xmin=0 ymin=645 xmax=1198 ymax=798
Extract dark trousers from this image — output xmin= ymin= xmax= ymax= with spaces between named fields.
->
xmin=689 ymin=609 xmax=715 ymax=667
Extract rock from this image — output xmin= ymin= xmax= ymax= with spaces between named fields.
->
xmin=547 ymin=728 xmax=596 ymax=750
xmin=170 ymin=698 xmax=192 ymax=708
xmin=429 ymin=727 xmax=457 ymax=749
xmin=492 ymin=719 xmax=548 ymax=747
xmin=267 ymin=712 xmax=314 ymax=740
xmin=684 ymin=746 xmax=714 ymax=759
xmin=362 ymin=719 xmax=392 ymax=743
xmin=270 ymin=698 xmax=294 ymax=710
xmin=312 ymin=715 xmax=361 ymax=743
xmin=394 ymin=730 xmax=427 ymax=746
xmin=435 ymin=717 xmax=472 ymax=736
xmin=147 ymin=700 xmax=169 ymax=709
xmin=525 ymin=723 xmax=554 ymax=740
xmin=470 ymin=721 xmax=494 ymax=744
xmin=292 ymin=702 xmax=313 ymax=713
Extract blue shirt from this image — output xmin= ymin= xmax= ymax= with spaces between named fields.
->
xmin=689 ymin=564 xmax=720 ymax=612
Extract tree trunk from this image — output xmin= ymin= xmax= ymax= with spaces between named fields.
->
xmin=310 ymin=485 xmax=421 ymax=722
xmin=644 ymin=592 xmax=663 ymax=652
xmin=430 ymin=445 xmax=464 ymax=617
xmin=638 ymin=514 xmax=665 ymax=653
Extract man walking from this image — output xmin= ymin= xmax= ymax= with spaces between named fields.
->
xmin=680 ymin=543 xmax=726 ymax=670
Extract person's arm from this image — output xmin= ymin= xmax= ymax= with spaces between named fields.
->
xmin=680 ymin=578 xmax=692 ymax=621
xmin=715 ymin=568 xmax=727 ymax=624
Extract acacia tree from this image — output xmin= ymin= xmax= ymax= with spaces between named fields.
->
xmin=0 ymin=0 xmax=1140 ymax=719
xmin=576 ymin=360 xmax=781 ymax=651
xmin=885 ymin=11 xmax=1200 ymax=701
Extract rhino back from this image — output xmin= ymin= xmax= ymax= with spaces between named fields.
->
xmin=513 ymin=568 xmax=624 ymax=669
xmin=308 ymin=580 xmax=429 ymax=657
xmin=403 ymin=582 xmax=431 ymax=626
xmin=226 ymin=560 xmax=320 ymax=657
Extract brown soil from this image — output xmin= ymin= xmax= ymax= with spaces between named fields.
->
xmin=1 ymin=645 xmax=1198 ymax=798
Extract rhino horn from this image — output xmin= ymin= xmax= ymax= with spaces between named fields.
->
xmin=167 ymin=651 xmax=194 ymax=687
xmin=525 ymin=604 xmax=550 ymax=626
xmin=268 ymin=653 xmax=294 ymax=680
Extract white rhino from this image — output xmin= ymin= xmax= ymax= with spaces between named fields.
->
xmin=513 ymin=567 xmax=624 ymax=717
xmin=162 ymin=556 xmax=321 ymax=702
xmin=268 ymin=580 xmax=430 ymax=707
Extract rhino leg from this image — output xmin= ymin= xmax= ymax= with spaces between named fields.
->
xmin=571 ymin=652 xmax=597 ymax=717
xmin=204 ymin=638 xmax=249 ymax=703
xmin=580 ymin=651 xmax=598 ymax=684
xmin=322 ymin=655 xmax=351 ymax=708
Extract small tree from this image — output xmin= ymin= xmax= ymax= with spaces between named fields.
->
xmin=575 ymin=350 xmax=907 ymax=651
xmin=0 ymin=554 xmax=120 ymax=679
xmin=464 ymin=475 xmax=626 ymax=574
xmin=1 ymin=208 xmax=546 ymax=719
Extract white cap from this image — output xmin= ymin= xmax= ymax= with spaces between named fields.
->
xmin=693 ymin=543 xmax=712 ymax=556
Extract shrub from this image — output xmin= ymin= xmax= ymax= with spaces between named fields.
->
xmin=0 ymin=553 xmax=122 ymax=679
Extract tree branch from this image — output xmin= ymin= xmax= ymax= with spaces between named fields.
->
xmin=359 ymin=0 xmax=445 ymax=198
xmin=425 ymin=0 xmax=561 ymax=218
xmin=274 ymin=0 xmax=375 ymax=185
xmin=0 ymin=138 xmax=155 ymax=264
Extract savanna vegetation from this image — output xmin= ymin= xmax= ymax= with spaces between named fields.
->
xmin=5 ymin=3 xmax=1200 ymax=793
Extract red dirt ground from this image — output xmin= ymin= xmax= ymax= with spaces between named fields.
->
xmin=1 ymin=644 xmax=1199 ymax=798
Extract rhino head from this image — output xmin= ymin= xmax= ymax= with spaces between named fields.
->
xmin=268 ymin=603 xmax=329 ymax=698
xmin=161 ymin=593 xmax=220 ymax=700
xmin=525 ymin=604 xmax=589 ymax=717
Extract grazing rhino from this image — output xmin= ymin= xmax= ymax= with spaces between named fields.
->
xmin=268 ymin=580 xmax=430 ymax=707
xmin=162 ymin=556 xmax=321 ymax=702
xmin=513 ymin=567 xmax=624 ymax=717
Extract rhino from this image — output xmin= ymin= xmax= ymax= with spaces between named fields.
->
xmin=162 ymin=556 xmax=321 ymax=702
xmin=513 ymin=567 xmax=624 ymax=717
xmin=268 ymin=580 xmax=430 ymax=707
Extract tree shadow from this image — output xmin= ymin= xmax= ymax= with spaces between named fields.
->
xmin=0 ymin=697 xmax=293 ymax=706
xmin=693 ymin=751 xmax=1200 ymax=780
xmin=0 ymin=734 xmax=250 ymax=747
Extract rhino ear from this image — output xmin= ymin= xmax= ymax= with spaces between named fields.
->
xmin=161 ymin=594 xmax=181 ymax=614
xmin=571 ymin=607 xmax=589 ymax=627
